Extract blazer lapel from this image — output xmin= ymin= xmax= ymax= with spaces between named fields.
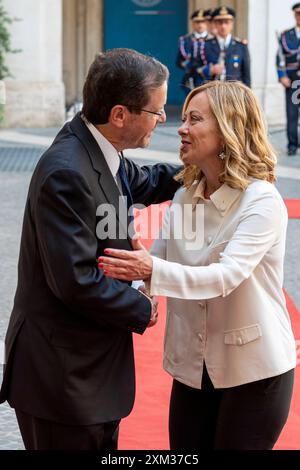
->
xmin=69 ymin=113 xmax=131 ymax=246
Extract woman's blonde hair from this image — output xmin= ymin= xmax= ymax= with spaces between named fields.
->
xmin=176 ymin=81 xmax=277 ymax=190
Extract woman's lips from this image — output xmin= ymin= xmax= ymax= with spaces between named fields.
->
xmin=180 ymin=140 xmax=191 ymax=152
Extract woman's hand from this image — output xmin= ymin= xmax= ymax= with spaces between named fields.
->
xmin=98 ymin=235 xmax=153 ymax=281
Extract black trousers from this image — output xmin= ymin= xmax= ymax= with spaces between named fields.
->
xmin=15 ymin=409 xmax=120 ymax=450
xmin=169 ymin=364 xmax=294 ymax=450
xmin=286 ymin=86 xmax=299 ymax=149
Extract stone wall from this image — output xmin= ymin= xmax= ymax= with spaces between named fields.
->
xmin=1 ymin=0 xmax=65 ymax=128
xmin=248 ymin=0 xmax=296 ymax=126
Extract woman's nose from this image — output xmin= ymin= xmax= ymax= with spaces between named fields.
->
xmin=178 ymin=122 xmax=188 ymax=135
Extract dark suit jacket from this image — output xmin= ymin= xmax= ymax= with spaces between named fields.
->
xmin=0 ymin=113 xmax=180 ymax=425
xmin=203 ymin=37 xmax=251 ymax=88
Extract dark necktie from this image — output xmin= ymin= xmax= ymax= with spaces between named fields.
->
xmin=117 ymin=153 xmax=133 ymax=210
xmin=117 ymin=153 xmax=135 ymax=237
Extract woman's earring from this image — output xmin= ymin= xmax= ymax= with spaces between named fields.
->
xmin=218 ymin=151 xmax=226 ymax=160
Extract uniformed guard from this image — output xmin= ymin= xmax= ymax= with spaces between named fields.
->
xmin=176 ymin=9 xmax=210 ymax=96
xmin=204 ymin=8 xmax=217 ymax=37
xmin=201 ymin=6 xmax=251 ymax=87
xmin=277 ymin=3 xmax=300 ymax=155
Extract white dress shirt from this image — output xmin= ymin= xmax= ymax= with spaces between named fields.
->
xmin=84 ymin=117 xmax=143 ymax=290
xmin=193 ymin=31 xmax=208 ymax=40
xmin=295 ymin=26 xmax=300 ymax=39
xmin=149 ymin=178 xmax=296 ymax=389
xmin=83 ymin=118 xmax=120 ymax=181
xmin=217 ymin=34 xmax=232 ymax=50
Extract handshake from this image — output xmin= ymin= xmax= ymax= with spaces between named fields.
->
xmin=138 ymin=284 xmax=158 ymax=328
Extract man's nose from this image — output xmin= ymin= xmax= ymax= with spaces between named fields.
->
xmin=159 ymin=110 xmax=167 ymax=124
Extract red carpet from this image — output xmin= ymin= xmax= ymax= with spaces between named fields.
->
xmin=119 ymin=201 xmax=300 ymax=450
xmin=274 ymin=292 xmax=300 ymax=450
xmin=285 ymin=199 xmax=300 ymax=219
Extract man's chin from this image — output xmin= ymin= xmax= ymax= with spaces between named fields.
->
xmin=140 ymin=137 xmax=151 ymax=148
xmin=127 ymin=136 xmax=151 ymax=149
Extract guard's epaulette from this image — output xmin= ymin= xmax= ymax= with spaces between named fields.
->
xmin=179 ymin=33 xmax=189 ymax=41
xmin=205 ymin=36 xmax=216 ymax=43
xmin=281 ymin=27 xmax=294 ymax=36
xmin=235 ymin=37 xmax=248 ymax=45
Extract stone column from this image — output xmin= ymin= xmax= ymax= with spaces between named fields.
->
xmin=63 ymin=0 xmax=103 ymax=108
xmin=2 ymin=0 xmax=65 ymax=127
xmin=248 ymin=0 xmax=296 ymax=126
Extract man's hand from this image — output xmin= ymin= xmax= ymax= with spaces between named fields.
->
xmin=280 ymin=76 xmax=291 ymax=88
xmin=148 ymin=298 xmax=159 ymax=328
xmin=138 ymin=285 xmax=158 ymax=328
xmin=210 ymin=64 xmax=225 ymax=76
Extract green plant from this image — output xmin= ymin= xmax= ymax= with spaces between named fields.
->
xmin=0 ymin=0 xmax=19 ymax=79
xmin=0 ymin=0 xmax=21 ymax=121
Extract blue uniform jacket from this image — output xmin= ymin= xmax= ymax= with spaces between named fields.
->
xmin=201 ymin=37 xmax=251 ymax=87
xmin=276 ymin=27 xmax=300 ymax=81
xmin=176 ymin=33 xmax=207 ymax=89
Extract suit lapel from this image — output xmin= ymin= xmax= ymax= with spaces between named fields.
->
xmin=69 ymin=113 xmax=131 ymax=247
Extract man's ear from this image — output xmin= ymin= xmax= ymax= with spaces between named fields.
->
xmin=109 ymin=105 xmax=127 ymax=128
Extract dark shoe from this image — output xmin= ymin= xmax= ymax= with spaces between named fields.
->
xmin=288 ymin=147 xmax=297 ymax=156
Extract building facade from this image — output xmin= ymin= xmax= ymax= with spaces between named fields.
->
xmin=1 ymin=0 xmax=298 ymax=127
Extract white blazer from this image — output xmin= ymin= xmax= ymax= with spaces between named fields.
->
xmin=149 ymin=179 xmax=296 ymax=389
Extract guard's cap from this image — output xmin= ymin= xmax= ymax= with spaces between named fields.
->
xmin=204 ymin=9 xmax=213 ymax=20
xmin=212 ymin=6 xmax=236 ymax=21
xmin=292 ymin=3 xmax=300 ymax=12
xmin=191 ymin=9 xmax=206 ymax=21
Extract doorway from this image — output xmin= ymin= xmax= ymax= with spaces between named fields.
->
xmin=104 ymin=0 xmax=188 ymax=105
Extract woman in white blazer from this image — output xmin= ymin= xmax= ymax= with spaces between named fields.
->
xmin=99 ymin=81 xmax=296 ymax=450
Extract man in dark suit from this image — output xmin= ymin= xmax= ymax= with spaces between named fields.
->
xmin=277 ymin=3 xmax=300 ymax=155
xmin=201 ymin=6 xmax=251 ymax=88
xmin=0 ymin=48 xmax=180 ymax=450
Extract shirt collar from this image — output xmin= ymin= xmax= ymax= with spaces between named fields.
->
xmin=193 ymin=31 xmax=208 ymax=39
xmin=217 ymin=34 xmax=232 ymax=49
xmin=295 ymin=26 xmax=300 ymax=38
xmin=82 ymin=116 xmax=120 ymax=178
xmin=192 ymin=178 xmax=242 ymax=215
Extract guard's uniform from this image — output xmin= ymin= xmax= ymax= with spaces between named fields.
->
xmin=202 ymin=36 xmax=251 ymax=87
xmin=198 ymin=6 xmax=251 ymax=87
xmin=176 ymin=9 xmax=211 ymax=96
xmin=176 ymin=32 xmax=207 ymax=93
xmin=276 ymin=26 xmax=300 ymax=152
